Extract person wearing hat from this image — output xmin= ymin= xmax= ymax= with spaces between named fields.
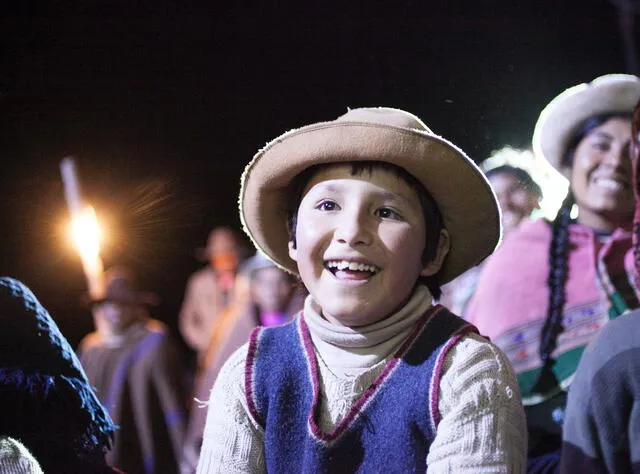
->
xmin=179 ymin=226 xmax=249 ymax=359
xmin=441 ymin=147 xmax=543 ymax=316
xmin=181 ymin=251 xmax=303 ymax=473
xmin=558 ymin=99 xmax=640 ymax=474
xmin=466 ymin=74 xmax=640 ymax=469
xmin=0 ymin=277 xmax=119 ymax=473
xmin=79 ymin=267 xmax=187 ymax=474
xmin=196 ymin=107 xmax=527 ymax=473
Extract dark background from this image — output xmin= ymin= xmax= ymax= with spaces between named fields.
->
xmin=1 ymin=0 xmax=638 ymax=350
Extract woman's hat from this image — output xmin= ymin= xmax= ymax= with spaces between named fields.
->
xmin=88 ymin=267 xmax=159 ymax=307
xmin=533 ymin=74 xmax=640 ymax=175
xmin=239 ymin=107 xmax=501 ymax=284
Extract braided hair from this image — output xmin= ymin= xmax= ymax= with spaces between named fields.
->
xmin=534 ymin=113 xmax=630 ymax=393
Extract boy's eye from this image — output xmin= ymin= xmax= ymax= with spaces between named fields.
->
xmin=317 ymin=200 xmax=339 ymax=211
xmin=375 ymin=207 xmax=401 ymax=219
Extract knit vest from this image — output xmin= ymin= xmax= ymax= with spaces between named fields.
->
xmin=245 ymin=305 xmax=476 ymax=473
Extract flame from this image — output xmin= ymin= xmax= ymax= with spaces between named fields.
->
xmin=70 ymin=205 xmax=103 ymax=260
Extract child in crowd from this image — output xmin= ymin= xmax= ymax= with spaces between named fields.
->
xmin=197 ymin=107 xmax=527 ymax=473
xmin=559 ymin=99 xmax=640 ymax=474
xmin=466 ymin=74 xmax=640 ymax=470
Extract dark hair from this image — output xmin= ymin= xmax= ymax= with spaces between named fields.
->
xmin=485 ymin=165 xmax=542 ymax=200
xmin=534 ymin=112 xmax=631 ymax=393
xmin=286 ymin=161 xmax=445 ymax=299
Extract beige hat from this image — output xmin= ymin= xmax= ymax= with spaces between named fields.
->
xmin=533 ymin=74 xmax=640 ymax=175
xmin=239 ymin=107 xmax=501 ymax=285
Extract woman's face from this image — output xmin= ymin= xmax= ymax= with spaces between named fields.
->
xmin=564 ymin=117 xmax=634 ymax=232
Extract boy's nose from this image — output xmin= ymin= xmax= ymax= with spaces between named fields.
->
xmin=335 ymin=212 xmax=372 ymax=246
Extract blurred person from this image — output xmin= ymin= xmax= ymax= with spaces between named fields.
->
xmin=181 ymin=252 xmax=303 ymax=473
xmin=79 ymin=267 xmax=186 ymax=474
xmin=0 ymin=277 xmax=118 ymax=473
xmin=441 ymin=152 xmax=542 ymax=315
xmin=179 ymin=227 xmax=248 ymax=359
xmin=466 ymin=74 xmax=640 ymax=471
xmin=558 ymin=99 xmax=640 ymax=474
xmin=487 ymin=163 xmax=542 ymax=235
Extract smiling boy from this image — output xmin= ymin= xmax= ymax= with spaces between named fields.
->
xmin=196 ymin=107 xmax=527 ymax=473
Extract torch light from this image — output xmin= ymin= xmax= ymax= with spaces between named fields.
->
xmin=60 ymin=157 xmax=105 ymax=300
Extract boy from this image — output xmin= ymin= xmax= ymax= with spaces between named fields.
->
xmin=197 ymin=107 xmax=527 ymax=473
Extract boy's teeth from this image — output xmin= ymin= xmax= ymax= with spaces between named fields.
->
xmin=327 ymin=260 xmax=377 ymax=273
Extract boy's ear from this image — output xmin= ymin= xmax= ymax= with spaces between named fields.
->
xmin=288 ymin=240 xmax=298 ymax=262
xmin=420 ymin=229 xmax=450 ymax=277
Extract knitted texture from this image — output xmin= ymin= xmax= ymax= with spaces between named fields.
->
xmin=0 ymin=278 xmax=116 ymax=462
xmin=0 ymin=437 xmax=43 ymax=474
xmin=246 ymin=307 xmax=472 ymax=472
xmin=198 ymin=293 xmax=527 ymax=473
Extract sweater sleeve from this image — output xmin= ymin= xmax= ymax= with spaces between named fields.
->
xmin=196 ymin=344 xmax=266 ymax=474
xmin=427 ymin=332 xmax=527 ymax=474
xmin=559 ymin=317 xmax=640 ymax=474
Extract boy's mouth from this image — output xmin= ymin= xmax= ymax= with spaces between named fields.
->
xmin=324 ymin=259 xmax=379 ymax=278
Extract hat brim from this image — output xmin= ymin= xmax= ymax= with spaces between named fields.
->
xmin=83 ymin=291 xmax=159 ymax=308
xmin=533 ymin=74 xmax=640 ymax=174
xmin=240 ymin=120 xmax=501 ymax=284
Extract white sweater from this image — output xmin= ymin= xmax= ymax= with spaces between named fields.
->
xmin=196 ymin=286 xmax=527 ymax=473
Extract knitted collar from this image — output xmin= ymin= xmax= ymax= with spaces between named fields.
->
xmin=302 ymin=286 xmax=433 ymax=372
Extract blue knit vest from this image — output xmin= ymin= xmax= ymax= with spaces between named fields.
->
xmin=245 ymin=305 xmax=476 ymax=473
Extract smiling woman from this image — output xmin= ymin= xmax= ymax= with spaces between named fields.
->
xmin=466 ymin=74 xmax=640 ymax=471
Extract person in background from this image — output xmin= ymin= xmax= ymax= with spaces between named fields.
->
xmin=559 ymin=99 xmax=640 ymax=474
xmin=197 ymin=107 xmax=526 ymax=473
xmin=441 ymin=148 xmax=542 ymax=316
xmin=0 ymin=277 xmax=118 ymax=473
xmin=466 ymin=74 xmax=640 ymax=471
xmin=79 ymin=267 xmax=186 ymax=474
xmin=181 ymin=251 xmax=303 ymax=473
xmin=179 ymin=227 xmax=249 ymax=360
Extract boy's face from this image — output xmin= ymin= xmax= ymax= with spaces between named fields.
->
xmin=288 ymin=164 xmax=443 ymax=327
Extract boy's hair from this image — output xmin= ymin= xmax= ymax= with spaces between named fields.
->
xmin=285 ymin=161 xmax=445 ymax=299
xmin=535 ymin=112 xmax=632 ymax=393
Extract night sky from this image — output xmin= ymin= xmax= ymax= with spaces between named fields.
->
xmin=0 ymin=0 xmax=637 ymax=349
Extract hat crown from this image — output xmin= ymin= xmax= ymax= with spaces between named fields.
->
xmin=337 ymin=107 xmax=433 ymax=133
xmin=95 ymin=267 xmax=157 ymax=305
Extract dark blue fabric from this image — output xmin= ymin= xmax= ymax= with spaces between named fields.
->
xmin=249 ymin=307 xmax=471 ymax=473
xmin=0 ymin=277 xmax=117 ymax=472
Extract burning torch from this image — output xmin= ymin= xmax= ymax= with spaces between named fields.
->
xmin=60 ymin=157 xmax=105 ymax=300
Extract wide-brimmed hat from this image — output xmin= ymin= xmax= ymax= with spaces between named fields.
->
xmin=239 ymin=107 xmax=501 ymax=284
xmin=88 ymin=267 xmax=158 ymax=307
xmin=533 ymin=74 xmax=640 ymax=175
